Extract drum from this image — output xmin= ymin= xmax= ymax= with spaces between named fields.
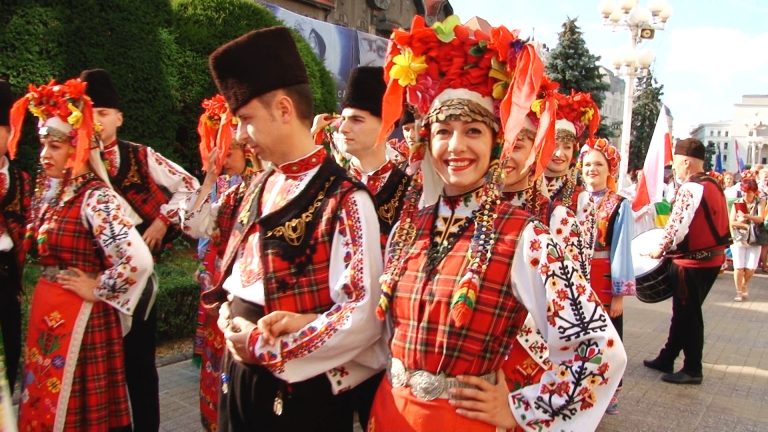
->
xmin=632 ymin=228 xmax=673 ymax=303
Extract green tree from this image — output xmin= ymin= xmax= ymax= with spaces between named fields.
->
xmin=168 ymin=0 xmax=336 ymax=173
xmin=628 ymin=72 xmax=664 ymax=171
xmin=546 ymin=17 xmax=611 ymax=137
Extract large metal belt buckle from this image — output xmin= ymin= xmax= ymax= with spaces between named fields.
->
xmin=388 ymin=357 xmax=408 ymax=388
xmin=408 ymin=370 xmax=447 ymax=401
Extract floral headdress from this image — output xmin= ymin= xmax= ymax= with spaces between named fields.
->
xmin=197 ymin=94 xmax=237 ymax=172
xmin=553 ymin=90 xmax=600 ymax=144
xmin=706 ymin=171 xmax=724 ymax=188
xmin=578 ymin=137 xmax=621 ymax=192
xmin=7 ymin=79 xmax=95 ymax=172
xmin=376 ymin=15 xmax=550 ymax=327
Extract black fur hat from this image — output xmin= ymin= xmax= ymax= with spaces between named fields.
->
xmin=209 ymin=27 xmax=309 ymax=113
xmin=0 ymin=80 xmax=11 ymax=126
xmin=341 ymin=66 xmax=385 ymax=118
xmin=80 ymin=68 xmax=121 ymax=109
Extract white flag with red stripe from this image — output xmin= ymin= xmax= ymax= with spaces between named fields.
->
xmin=632 ymin=104 xmax=673 ymax=211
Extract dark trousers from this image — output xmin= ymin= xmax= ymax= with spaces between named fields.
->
xmin=0 ymin=251 xmax=21 ymax=391
xmin=218 ymin=352 xmax=354 ymax=432
xmin=658 ymin=263 xmax=720 ymax=376
xmin=350 ymin=371 xmax=384 ymax=431
xmin=123 ymin=281 xmax=159 ymax=432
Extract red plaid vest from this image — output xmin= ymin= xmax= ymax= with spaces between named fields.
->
xmin=1 ymin=164 xmax=31 ymax=268
xmin=37 ymin=176 xmax=109 ymax=273
xmin=111 ymin=140 xmax=179 ymax=241
xmin=391 ymin=202 xmax=530 ymax=376
xmin=258 ymin=159 xmax=365 ymax=314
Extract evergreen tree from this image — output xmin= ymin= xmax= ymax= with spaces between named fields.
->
xmin=628 ymin=72 xmax=664 ymax=171
xmin=546 ymin=17 xmax=610 ymax=136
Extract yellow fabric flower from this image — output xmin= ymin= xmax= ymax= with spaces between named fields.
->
xmin=531 ymin=99 xmax=544 ymax=118
xmin=581 ymin=107 xmax=595 ymax=124
xmin=489 ymin=58 xmax=511 ymax=100
xmin=29 ymin=105 xmax=45 ymax=120
xmin=390 ymin=47 xmax=427 ymax=87
xmin=67 ymin=103 xmax=83 ymax=128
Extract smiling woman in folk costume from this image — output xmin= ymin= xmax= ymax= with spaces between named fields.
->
xmin=6 ymin=79 xmax=152 ymax=431
xmin=543 ymin=91 xmax=600 ymax=211
xmin=498 ymin=80 xmax=596 ymax=397
xmin=182 ymin=94 xmax=261 ymax=431
xmin=369 ymin=15 xmax=626 ymax=431
xmin=575 ymin=137 xmax=636 ymax=414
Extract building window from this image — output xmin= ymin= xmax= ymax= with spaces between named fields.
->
xmin=724 ymin=142 xmax=729 ymax=149
xmin=717 ymin=130 xmax=721 ymax=137
xmin=723 ymin=155 xmax=728 ymax=162
xmin=725 ymin=131 xmax=729 ymax=137
xmin=710 ymin=131 xmax=714 ymax=136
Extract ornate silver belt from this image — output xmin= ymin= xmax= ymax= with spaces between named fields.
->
xmin=387 ymin=357 xmax=496 ymax=401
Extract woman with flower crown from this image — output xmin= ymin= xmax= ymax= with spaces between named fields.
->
xmin=497 ymin=84 xmax=597 ymax=396
xmin=368 ymin=16 xmax=626 ymax=431
xmin=7 ymin=79 xmax=153 ymax=431
xmin=574 ymin=137 xmax=636 ymax=415
xmin=181 ymin=94 xmax=261 ymax=431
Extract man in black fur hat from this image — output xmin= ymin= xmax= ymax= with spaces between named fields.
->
xmin=646 ymin=138 xmax=731 ymax=385
xmin=0 ymin=79 xmax=30 ymax=393
xmin=198 ymin=27 xmax=387 ymax=431
xmin=80 ymin=68 xmax=199 ymax=432
xmin=315 ymin=66 xmax=410 ymax=254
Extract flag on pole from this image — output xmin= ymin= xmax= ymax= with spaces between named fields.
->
xmin=715 ymin=143 xmax=723 ymax=173
xmin=654 ymin=200 xmax=672 ymax=227
xmin=735 ymin=139 xmax=746 ymax=172
xmin=632 ymin=104 xmax=673 ymax=211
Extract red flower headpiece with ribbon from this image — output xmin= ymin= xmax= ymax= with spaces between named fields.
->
xmin=579 ymin=137 xmax=621 ymax=191
xmin=554 ymin=90 xmax=600 ymax=140
xmin=197 ymin=94 xmax=237 ymax=172
xmin=7 ymin=79 xmax=94 ymax=172
xmin=376 ymin=15 xmax=552 ymax=328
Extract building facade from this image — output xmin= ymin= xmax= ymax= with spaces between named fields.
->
xmin=261 ymin=0 xmax=453 ymax=37
xmin=690 ymin=121 xmax=736 ymax=172
xmin=599 ymin=66 xmax=625 ymax=135
xmin=690 ymin=95 xmax=768 ymax=173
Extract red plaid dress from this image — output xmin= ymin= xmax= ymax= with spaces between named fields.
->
xmin=20 ymin=174 xmax=150 ymax=431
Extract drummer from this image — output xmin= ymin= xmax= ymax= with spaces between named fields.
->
xmin=575 ymin=137 xmax=635 ymax=414
xmin=646 ymin=138 xmax=730 ymax=385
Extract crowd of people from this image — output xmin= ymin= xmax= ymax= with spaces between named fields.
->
xmin=0 ymin=14 xmax=739 ymax=432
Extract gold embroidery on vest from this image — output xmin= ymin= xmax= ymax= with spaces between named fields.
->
xmin=264 ymin=178 xmax=335 ymax=246
xmin=124 ymin=146 xmax=142 ymax=186
xmin=377 ymin=176 xmax=407 ymax=225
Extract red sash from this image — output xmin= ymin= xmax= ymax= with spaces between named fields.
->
xmin=19 ymin=279 xmax=92 ymax=432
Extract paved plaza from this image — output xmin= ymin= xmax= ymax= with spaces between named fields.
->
xmin=158 ymin=272 xmax=768 ymax=431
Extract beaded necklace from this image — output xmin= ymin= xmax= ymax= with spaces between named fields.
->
xmin=28 ymin=170 xmax=98 ymax=256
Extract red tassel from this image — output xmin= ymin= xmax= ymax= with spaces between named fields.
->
xmin=7 ymin=96 xmax=30 ymax=160
xmin=451 ymin=302 xmax=472 ymax=327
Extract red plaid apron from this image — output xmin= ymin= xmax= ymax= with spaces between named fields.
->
xmin=19 ymin=279 xmax=130 ymax=431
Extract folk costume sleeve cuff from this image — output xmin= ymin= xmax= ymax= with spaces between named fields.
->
xmin=246 ymin=190 xmax=387 ymax=388
xmin=83 ymin=188 xmax=154 ymax=316
xmin=508 ymin=221 xmax=627 ymax=431
xmin=146 ymin=146 xmax=200 ymax=226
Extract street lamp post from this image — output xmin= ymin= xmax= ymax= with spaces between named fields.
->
xmin=599 ymin=0 xmax=671 ymax=189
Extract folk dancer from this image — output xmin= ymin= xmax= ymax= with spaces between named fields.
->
xmin=367 ymin=16 xmax=626 ymax=431
xmin=8 ymin=78 xmax=153 ymax=431
xmin=194 ymin=27 xmax=387 ymax=431
xmin=645 ymin=138 xmax=731 ymax=384
xmin=80 ymin=68 xmax=200 ymax=432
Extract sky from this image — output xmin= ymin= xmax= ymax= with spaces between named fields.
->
xmin=449 ymin=0 xmax=768 ymax=137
